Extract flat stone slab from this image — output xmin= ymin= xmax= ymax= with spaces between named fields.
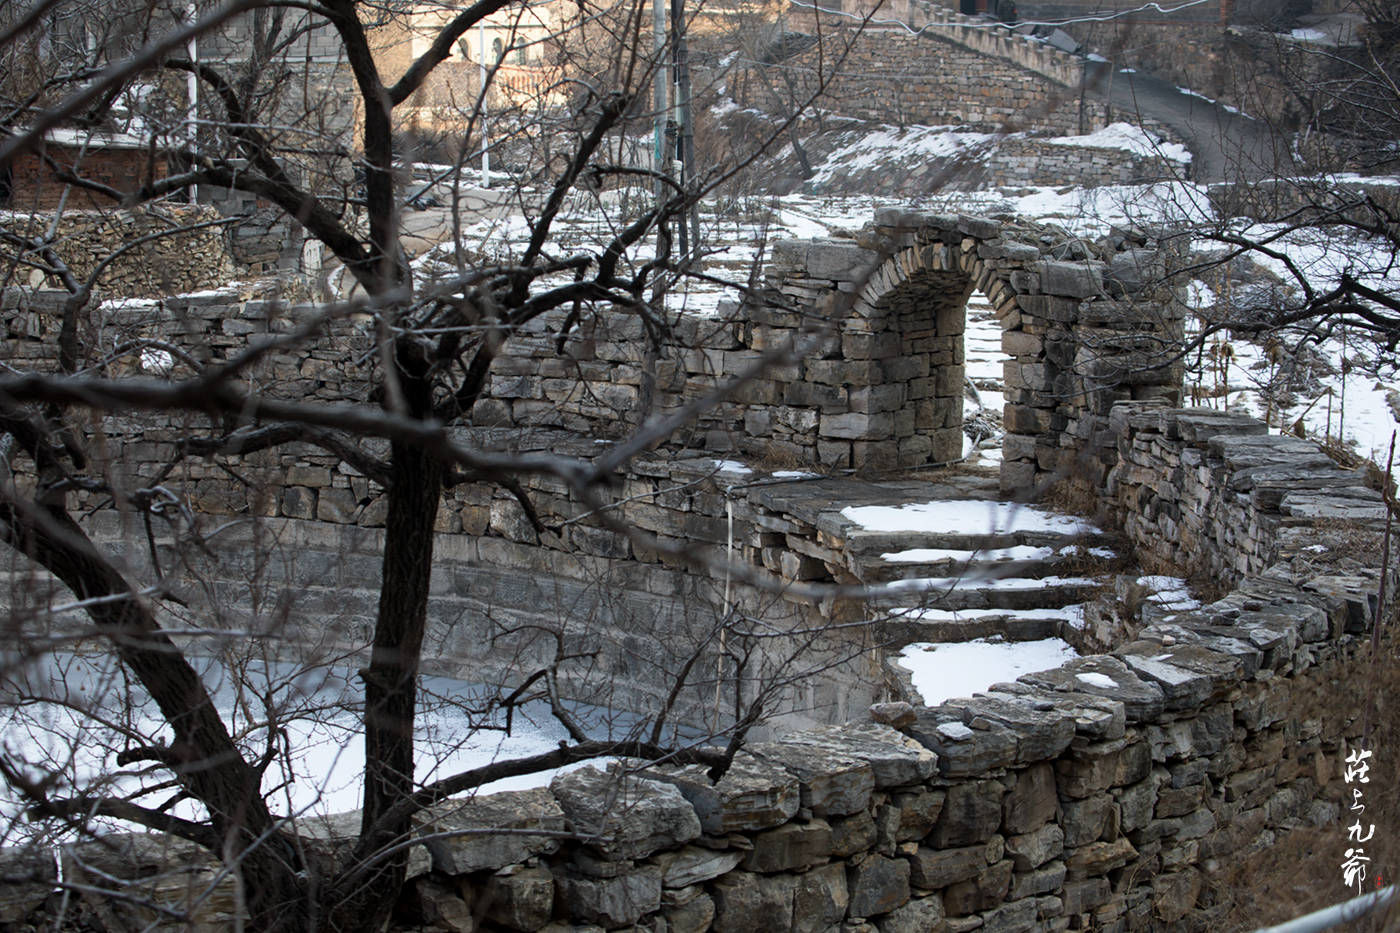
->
xmin=652 ymin=846 xmax=746 ymax=888
xmin=1019 ymin=655 xmax=1164 ymax=722
xmin=782 ymin=722 xmax=937 ymax=788
xmin=931 ymin=694 xmax=1077 ymax=764
xmin=908 ymin=710 xmax=1019 ymax=778
xmin=746 ymin=741 xmax=876 ymax=817
xmin=1137 ymin=623 xmax=1263 ymax=679
xmin=1208 ymin=433 xmax=1327 ymax=470
xmin=989 ymin=683 xmax=1127 ymax=740
xmin=648 ymin=752 xmax=800 ymax=835
xmin=1280 ymin=488 xmax=1388 ymax=522
xmin=1114 ymin=641 xmax=1244 ymax=709
xmin=415 ymin=787 xmax=566 ymax=874
xmin=551 ymin=765 xmax=702 ymax=859
xmin=1166 ymin=410 xmax=1270 ymax=442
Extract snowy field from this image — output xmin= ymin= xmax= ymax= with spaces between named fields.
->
xmin=0 ymin=655 xmax=624 ymax=843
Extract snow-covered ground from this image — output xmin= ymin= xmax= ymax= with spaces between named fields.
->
xmin=899 ymin=637 xmax=1079 ymax=706
xmin=841 ymin=499 xmax=1099 ymax=536
xmin=0 ymin=655 xmax=620 ymax=843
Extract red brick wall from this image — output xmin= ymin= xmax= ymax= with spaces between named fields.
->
xmin=5 ymin=143 xmax=169 ymax=212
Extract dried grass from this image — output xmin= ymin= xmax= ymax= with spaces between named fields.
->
xmin=1213 ymin=629 xmax=1400 ymax=932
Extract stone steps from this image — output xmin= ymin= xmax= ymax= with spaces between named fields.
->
xmin=833 ymin=495 xmax=1120 ymax=646
xmin=852 ymin=546 xmax=1114 ymax=583
xmin=867 ymin=575 xmax=1104 ymax=613
xmin=874 ymin=605 xmax=1084 ymax=645
xmin=842 ymin=527 xmax=1117 ymax=557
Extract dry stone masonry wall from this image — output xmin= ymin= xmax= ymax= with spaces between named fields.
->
xmin=745 ymin=0 xmax=1105 ymax=137
xmin=0 ymin=205 xmax=236 ymax=298
xmin=0 ymin=408 xmax=1386 ymax=933
xmin=0 ymin=203 xmax=1390 ymax=930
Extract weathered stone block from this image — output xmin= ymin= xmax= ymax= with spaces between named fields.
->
xmin=1064 ymin=838 xmax=1137 ymax=880
xmin=942 ymin=859 xmax=1012 ymax=914
xmin=653 ymin=846 xmax=745 ymax=888
xmin=930 ymin=779 xmax=1005 ymax=848
xmin=821 ymin=412 xmax=894 ymax=440
xmin=556 ymin=865 xmax=661 ymax=929
xmin=650 ymin=753 xmax=799 ymax=835
xmin=743 ymin=819 xmax=833 ymax=873
xmin=876 ymin=894 xmax=946 ymax=933
xmin=831 ymin=811 xmax=879 ymax=857
xmin=484 ymin=865 xmax=554 ymax=932
xmin=980 ymin=897 xmax=1038 ymax=933
xmin=711 ymin=871 xmax=796 ymax=933
xmin=848 ymin=854 xmax=911 ymax=918
xmin=794 ymin=863 xmax=850 ymax=933
xmin=1060 ymin=794 xmax=1116 ymax=847
xmin=1005 ymin=823 xmax=1064 ymax=871
xmin=1061 ymin=877 xmax=1111 ymax=914
xmin=1002 ymin=763 xmax=1057 ymax=834
xmin=551 ymin=765 xmax=701 ymax=860
xmin=416 ymin=787 xmax=565 ymax=874
xmin=1009 ymin=860 xmax=1067 ymax=899
xmin=784 ymin=723 xmax=938 ymax=788
xmin=665 ymin=892 xmax=715 ymax=933
xmin=906 ymin=837 xmax=1001 ymax=890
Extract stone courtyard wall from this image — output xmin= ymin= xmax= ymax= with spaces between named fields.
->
xmin=0 ymin=207 xmax=1391 ymax=929
xmin=0 ymin=404 xmax=1385 ymax=932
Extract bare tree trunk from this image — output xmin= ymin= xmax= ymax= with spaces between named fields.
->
xmin=0 ymin=495 xmax=313 ymax=930
xmin=339 ymin=364 xmax=444 ymax=930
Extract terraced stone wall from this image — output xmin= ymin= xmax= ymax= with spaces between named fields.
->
xmin=0 ymin=205 xmax=236 ymax=298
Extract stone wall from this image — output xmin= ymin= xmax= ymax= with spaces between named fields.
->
xmin=1 ymin=206 xmax=1183 ymax=501
xmin=731 ymin=1 xmax=1109 ymax=136
xmin=1102 ymin=404 xmax=1387 ymax=582
xmin=751 ymin=26 xmax=1104 ymax=135
xmin=705 ymin=0 xmax=1113 ymax=136
xmin=0 ymin=406 xmax=1386 ymax=933
xmin=975 ymin=136 xmax=1187 ymax=188
xmin=0 ymin=205 xmax=236 ymax=298
xmin=0 ymin=197 xmax=1393 ymax=930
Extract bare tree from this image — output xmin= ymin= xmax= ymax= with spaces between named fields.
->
xmin=0 ymin=0 xmax=865 ymax=929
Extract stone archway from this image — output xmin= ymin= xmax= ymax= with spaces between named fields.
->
xmin=761 ymin=209 xmax=1185 ymax=491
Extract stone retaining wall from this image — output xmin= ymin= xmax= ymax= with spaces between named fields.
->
xmin=0 ymin=205 xmax=237 ymax=298
xmin=0 ymin=407 xmax=1386 ymax=932
xmin=983 ymin=137 xmax=1187 ymax=188
xmin=734 ymin=0 xmax=1108 ymax=136
xmin=1102 ymin=403 xmax=1387 ymax=582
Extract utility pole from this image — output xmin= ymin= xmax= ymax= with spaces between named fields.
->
xmin=653 ymin=0 xmax=668 ymax=212
xmin=186 ymin=2 xmax=198 ymax=203
xmin=479 ymin=22 xmax=490 ymax=188
xmin=671 ymin=0 xmax=700 ymax=265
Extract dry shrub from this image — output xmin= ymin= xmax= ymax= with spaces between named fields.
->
xmin=1039 ymin=476 xmax=1102 ymax=519
xmin=1213 ymin=627 xmax=1400 ymax=932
